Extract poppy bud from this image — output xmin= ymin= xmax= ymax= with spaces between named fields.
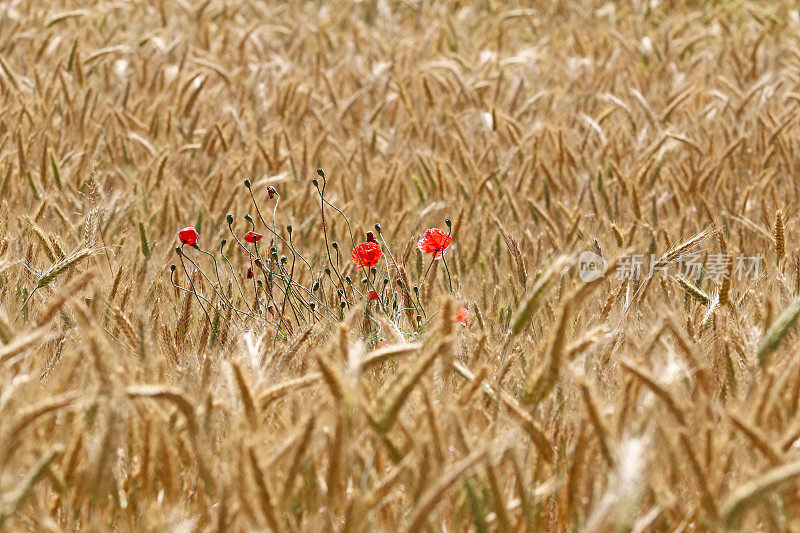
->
xmin=366 ymin=231 xmax=377 ymax=243
xmin=257 ymin=279 xmax=263 ymax=286
xmin=340 ymin=301 xmax=346 ymax=309
xmin=331 ymin=241 xmax=338 ymax=249
xmin=280 ymin=255 xmax=287 ymax=264
xmin=246 ymin=267 xmax=254 ymax=279
xmin=175 ymin=247 xmax=183 ymax=256
xmin=324 ymin=267 xmax=331 ymax=275
xmin=316 ymin=168 xmax=325 ymax=178
xmin=312 ymin=179 xmax=319 ymax=189
xmin=286 ymin=225 xmax=292 ymax=234
xmin=445 ymin=218 xmax=452 ymax=229
xmin=244 ymin=179 xmax=251 ymax=188
xmin=170 ymin=264 xmax=176 ymax=271
xmin=312 ymin=281 xmax=320 ymax=291
xmin=244 ymin=214 xmax=253 ymax=223
xmin=370 ymin=266 xmax=377 ymax=275
xmin=267 ymin=186 xmax=277 ymax=199
xmin=345 ymin=276 xmax=352 ymax=283
xmin=221 ymin=238 xmax=227 ymax=247
xmin=254 ymin=259 xmax=263 ymax=268
xmin=310 ymin=302 xmax=315 ymax=311
xmin=383 ymin=278 xmax=389 ymax=286
xmin=226 ymin=214 xmax=233 ymax=225
xmin=361 ymin=278 xmax=368 ymax=284
xmin=374 ymin=223 xmax=382 ymax=233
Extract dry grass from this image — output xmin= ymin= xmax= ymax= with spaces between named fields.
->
xmin=3 ymin=0 xmax=800 ymax=530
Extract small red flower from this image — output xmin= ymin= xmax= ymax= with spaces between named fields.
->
xmin=244 ymin=231 xmax=262 ymax=243
xmin=367 ymin=290 xmax=379 ymax=301
xmin=351 ymin=240 xmax=382 ymax=269
xmin=246 ymin=267 xmax=254 ymax=279
xmin=267 ymin=186 xmax=277 ymax=199
xmin=440 ymin=307 xmax=469 ymax=325
xmin=178 ymin=227 xmax=199 ymax=246
xmin=417 ymin=228 xmax=451 ymax=259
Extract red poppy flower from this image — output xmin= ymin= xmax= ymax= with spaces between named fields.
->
xmin=440 ymin=307 xmax=469 ymax=325
xmin=178 ymin=227 xmax=199 ymax=246
xmin=244 ymin=231 xmax=262 ymax=243
xmin=417 ymin=228 xmax=451 ymax=259
xmin=351 ymin=240 xmax=382 ymax=269
xmin=246 ymin=267 xmax=254 ymax=279
xmin=267 ymin=186 xmax=277 ymax=199
xmin=367 ymin=290 xmax=379 ymax=301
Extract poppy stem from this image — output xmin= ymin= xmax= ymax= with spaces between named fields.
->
xmin=315 ymin=169 xmax=350 ymax=308
xmin=182 ymin=248 xmax=241 ymax=323
xmin=219 ymin=244 xmax=254 ymax=314
xmin=177 ymin=251 xmax=215 ymax=334
xmin=419 ymin=255 xmax=436 ymax=289
xmin=441 ymin=253 xmax=453 ymax=293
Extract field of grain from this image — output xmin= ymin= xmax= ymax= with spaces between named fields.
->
xmin=4 ymin=0 xmax=800 ymax=530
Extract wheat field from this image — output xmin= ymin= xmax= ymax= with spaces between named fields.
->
xmin=3 ymin=0 xmax=800 ymax=530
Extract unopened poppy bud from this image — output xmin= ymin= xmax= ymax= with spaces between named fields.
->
xmin=331 ymin=241 xmax=338 ymax=250
xmin=312 ymin=281 xmax=320 ymax=291
xmin=445 ymin=218 xmax=452 ymax=229
xmin=413 ymin=285 xmax=419 ymax=294
xmin=310 ymin=302 xmax=315 ymax=311
xmin=366 ymin=231 xmax=377 ymax=243
xmin=337 ymin=289 xmax=343 ymax=297
xmin=312 ymin=178 xmax=319 ymax=188
xmin=345 ymin=276 xmax=351 ymax=283
xmin=170 ymin=264 xmax=176 ymax=271
xmin=254 ymin=259 xmax=263 ymax=268
xmin=370 ymin=266 xmax=377 ymax=275
xmin=175 ymin=247 xmax=183 ymax=256
xmin=383 ymin=278 xmax=389 ymax=286
xmin=226 ymin=214 xmax=233 ymax=225
xmin=374 ymin=223 xmax=382 ymax=233
xmin=244 ymin=214 xmax=253 ymax=223
xmin=316 ymin=168 xmax=325 ymax=178
xmin=416 ymin=315 xmax=422 ymax=324
xmin=221 ymin=238 xmax=227 ymax=247
xmin=361 ymin=278 xmax=368 ymax=284
xmin=286 ymin=225 xmax=292 ymax=234
xmin=324 ymin=267 xmax=331 ymax=275
xmin=270 ymin=246 xmax=277 ymax=254
xmin=257 ymin=279 xmax=263 ymax=286
xmin=340 ymin=301 xmax=346 ymax=309
xmin=244 ymin=179 xmax=251 ymax=188
xmin=267 ymin=186 xmax=277 ymax=199
xmin=280 ymin=255 xmax=287 ymax=264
